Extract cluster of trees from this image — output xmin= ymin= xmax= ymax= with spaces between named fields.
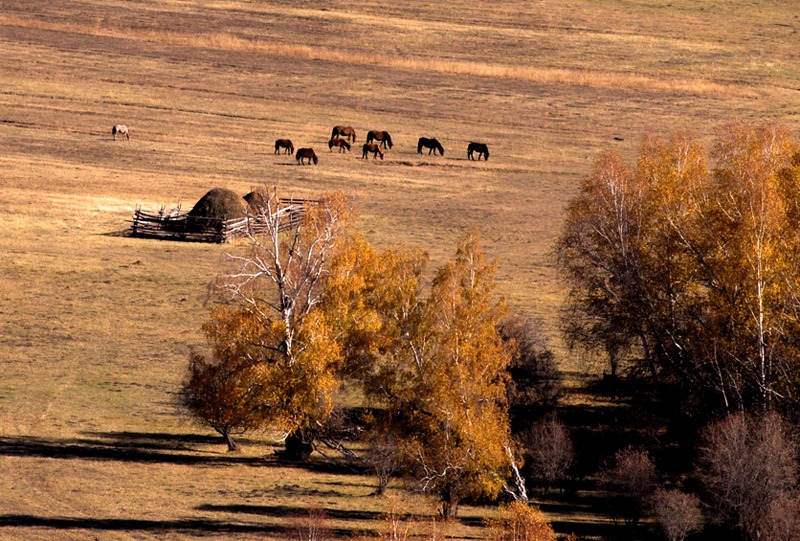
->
xmin=556 ymin=119 xmax=800 ymax=540
xmin=181 ymin=119 xmax=800 ymax=539
xmin=558 ymin=119 xmax=800 ymax=418
xmin=181 ymin=186 xmax=547 ymax=516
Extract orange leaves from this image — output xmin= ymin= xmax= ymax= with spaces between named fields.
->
xmin=187 ymin=186 xmax=516 ymax=488
xmin=362 ymin=231 xmax=514 ymax=514
xmin=558 ymin=119 xmax=800 ymax=412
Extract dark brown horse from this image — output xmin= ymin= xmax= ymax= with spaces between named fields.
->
xmin=275 ymin=139 xmax=294 ymax=154
xmin=112 ymin=124 xmax=129 ymax=140
xmin=331 ymin=126 xmax=357 ymax=142
xmin=467 ymin=142 xmax=489 ymax=160
xmin=417 ymin=137 xmax=444 ymax=156
xmin=328 ymin=138 xmax=351 ymax=153
xmin=366 ymin=130 xmax=393 ymax=149
xmin=361 ymin=143 xmax=384 ymax=160
xmin=295 ymin=148 xmax=318 ymax=165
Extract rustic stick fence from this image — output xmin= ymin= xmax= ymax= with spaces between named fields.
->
xmin=131 ymin=198 xmax=313 ymax=243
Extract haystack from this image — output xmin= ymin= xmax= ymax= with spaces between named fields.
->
xmin=243 ymin=188 xmax=269 ymax=214
xmin=188 ymin=188 xmax=247 ymax=221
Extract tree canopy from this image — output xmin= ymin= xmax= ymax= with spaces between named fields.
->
xmin=181 ymin=188 xmax=519 ymax=515
xmin=558 ymin=120 xmax=800 ymax=416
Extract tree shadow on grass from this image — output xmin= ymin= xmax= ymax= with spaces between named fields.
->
xmin=198 ymin=503 xmax=383 ymax=522
xmin=198 ymin=504 xmax=381 ymax=538
xmin=0 ymin=432 xmax=271 ymax=467
xmin=0 ymin=514 xmax=291 ymax=535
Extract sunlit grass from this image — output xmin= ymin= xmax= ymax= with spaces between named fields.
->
xmin=0 ymin=0 xmax=798 ymax=539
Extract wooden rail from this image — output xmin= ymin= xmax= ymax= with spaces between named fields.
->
xmin=131 ymin=199 xmax=313 ymax=243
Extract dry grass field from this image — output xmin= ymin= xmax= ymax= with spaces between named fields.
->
xmin=1 ymin=1 xmax=799 ymax=539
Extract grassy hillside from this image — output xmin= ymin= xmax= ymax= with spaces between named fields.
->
xmin=0 ymin=1 xmax=798 ymax=539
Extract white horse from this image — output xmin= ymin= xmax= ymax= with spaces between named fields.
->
xmin=112 ymin=124 xmax=129 ymax=140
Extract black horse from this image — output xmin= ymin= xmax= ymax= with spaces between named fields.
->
xmin=328 ymin=138 xmax=351 ymax=153
xmin=274 ymin=139 xmax=294 ymax=154
xmin=467 ymin=142 xmax=489 ymax=161
xmin=361 ymin=143 xmax=384 ymax=160
xmin=295 ymin=148 xmax=318 ymax=165
xmin=331 ymin=126 xmax=357 ymax=142
xmin=417 ymin=137 xmax=444 ymax=156
xmin=366 ymin=130 xmax=393 ymax=149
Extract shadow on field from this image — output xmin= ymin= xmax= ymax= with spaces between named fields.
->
xmin=0 ymin=432 xmax=272 ymax=467
xmin=0 ymin=514 xmax=291 ymax=535
xmin=199 ymin=503 xmax=382 ymax=522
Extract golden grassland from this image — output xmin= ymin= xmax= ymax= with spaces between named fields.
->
xmin=0 ymin=0 xmax=798 ymax=539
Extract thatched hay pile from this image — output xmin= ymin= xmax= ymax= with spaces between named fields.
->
xmin=188 ymin=188 xmax=247 ymax=221
xmin=243 ymin=188 xmax=269 ymax=214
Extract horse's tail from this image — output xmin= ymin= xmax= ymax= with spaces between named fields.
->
xmin=386 ymin=133 xmax=393 ymax=149
xmin=331 ymin=127 xmax=338 ymax=139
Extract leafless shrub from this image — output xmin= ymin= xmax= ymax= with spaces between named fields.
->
xmin=365 ymin=428 xmax=405 ymax=496
xmin=599 ymin=446 xmax=657 ymax=528
xmin=700 ymin=411 xmax=798 ymax=541
xmin=294 ymin=505 xmax=331 ymax=541
xmin=524 ymin=414 xmax=574 ymax=494
xmin=650 ymin=488 xmax=703 ymax=541
xmin=499 ymin=316 xmax=562 ymax=410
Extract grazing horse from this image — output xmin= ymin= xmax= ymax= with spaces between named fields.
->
xmin=274 ymin=139 xmax=294 ymax=154
xmin=328 ymin=138 xmax=351 ymax=153
xmin=361 ymin=143 xmax=384 ymax=160
xmin=295 ymin=148 xmax=318 ymax=165
xmin=112 ymin=124 xmax=129 ymax=140
xmin=417 ymin=137 xmax=444 ymax=156
xmin=366 ymin=130 xmax=393 ymax=149
xmin=467 ymin=142 xmax=489 ymax=161
xmin=331 ymin=126 xmax=357 ymax=142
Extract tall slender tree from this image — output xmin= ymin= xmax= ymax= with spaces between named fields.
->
xmin=356 ymin=232 xmax=515 ymax=517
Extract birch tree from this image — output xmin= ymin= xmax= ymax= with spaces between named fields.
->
xmin=183 ymin=187 xmax=350 ymax=458
xmin=359 ymin=232 xmax=515 ymax=517
xmin=558 ymin=120 xmax=800 ymax=414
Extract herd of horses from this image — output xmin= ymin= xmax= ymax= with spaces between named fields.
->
xmin=273 ymin=125 xmax=489 ymax=165
xmin=112 ymin=123 xmax=489 ymax=164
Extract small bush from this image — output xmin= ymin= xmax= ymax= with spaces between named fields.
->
xmin=485 ymin=501 xmax=556 ymax=541
xmin=650 ymin=488 xmax=703 ymax=541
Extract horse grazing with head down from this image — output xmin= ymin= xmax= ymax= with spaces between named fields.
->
xmin=467 ymin=142 xmax=489 ymax=161
xmin=417 ymin=137 xmax=444 ymax=156
xmin=331 ymin=126 xmax=357 ymax=142
xmin=112 ymin=124 xmax=129 ymax=140
xmin=295 ymin=148 xmax=318 ymax=165
xmin=275 ymin=139 xmax=294 ymax=154
xmin=361 ymin=143 xmax=384 ymax=160
xmin=366 ymin=130 xmax=393 ymax=149
xmin=329 ymin=138 xmax=351 ymax=153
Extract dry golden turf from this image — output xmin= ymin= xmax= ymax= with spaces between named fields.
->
xmin=0 ymin=1 xmax=798 ymax=539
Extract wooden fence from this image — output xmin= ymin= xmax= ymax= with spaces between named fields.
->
xmin=131 ymin=198 xmax=312 ymax=243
